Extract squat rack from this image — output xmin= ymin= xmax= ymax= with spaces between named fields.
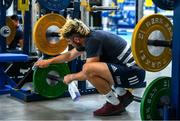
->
xmin=171 ymin=0 xmax=180 ymax=119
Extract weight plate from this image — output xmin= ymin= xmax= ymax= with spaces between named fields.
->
xmin=37 ymin=0 xmax=70 ymax=11
xmin=153 ymin=0 xmax=174 ymax=10
xmin=132 ymin=14 xmax=172 ymax=72
xmin=6 ymin=17 xmax=16 ymax=45
xmin=140 ymin=77 xmax=171 ymax=120
xmin=33 ymin=13 xmax=68 ymax=55
xmin=0 ymin=26 xmax=10 ymax=37
xmin=33 ymin=63 xmax=70 ymax=98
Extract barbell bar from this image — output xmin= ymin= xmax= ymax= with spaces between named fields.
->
xmin=147 ymin=40 xmax=172 ymax=48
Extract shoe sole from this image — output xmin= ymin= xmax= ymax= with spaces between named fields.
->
xmin=94 ymin=108 xmax=126 ymax=116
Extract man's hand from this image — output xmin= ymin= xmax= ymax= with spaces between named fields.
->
xmin=34 ymin=59 xmax=51 ymax=68
xmin=63 ymin=74 xmax=74 ymax=84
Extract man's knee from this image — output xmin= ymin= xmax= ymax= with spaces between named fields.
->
xmin=82 ymin=63 xmax=95 ymax=77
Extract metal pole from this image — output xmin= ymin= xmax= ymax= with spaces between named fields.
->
xmin=80 ymin=0 xmax=89 ymax=26
xmin=136 ymin=0 xmax=144 ymax=24
xmin=0 ymin=0 xmax=7 ymax=53
xmin=0 ymin=0 xmax=7 ymax=91
xmin=73 ymin=0 xmax=80 ymax=19
xmin=23 ymin=0 xmax=31 ymax=54
xmin=171 ymin=0 xmax=180 ymax=119
xmin=31 ymin=0 xmax=41 ymax=53
xmin=163 ymin=105 xmax=169 ymax=121
xmin=102 ymin=0 xmax=109 ymax=30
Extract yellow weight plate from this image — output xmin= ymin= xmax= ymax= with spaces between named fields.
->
xmin=6 ymin=17 xmax=16 ymax=45
xmin=33 ymin=13 xmax=68 ymax=56
xmin=132 ymin=14 xmax=172 ymax=72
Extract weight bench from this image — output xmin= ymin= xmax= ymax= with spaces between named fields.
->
xmin=0 ymin=53 xmax=28 ymax=94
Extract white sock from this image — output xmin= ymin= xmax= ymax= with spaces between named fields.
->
xmin=114 ymin=87 xmax=127 ymax=96
xmin=104 ymin=90 xmax=120 ymax=105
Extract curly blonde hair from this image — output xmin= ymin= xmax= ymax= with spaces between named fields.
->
xmin=60 ymin=18 xmax=90 ymax=39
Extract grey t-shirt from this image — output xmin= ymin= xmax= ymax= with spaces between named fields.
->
xmin=77 ymin=30 xmax=135 ymax=66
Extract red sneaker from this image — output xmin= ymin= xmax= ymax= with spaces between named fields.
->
xmin=118 ymin=90 xmax=133 ymax=107
xmin=93 ymin=102 xmax=125 ymax=116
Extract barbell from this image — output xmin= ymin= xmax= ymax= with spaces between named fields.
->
xmin=81 ymin=0 xmax=119 ymax=12
xmin=33 ymin=13 xmax=172 ymax=72
xmin=147 ymin=39 xmax=171 ymax=48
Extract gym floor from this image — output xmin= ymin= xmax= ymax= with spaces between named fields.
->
xmin=0 ymin=63 xmax=171 ymax=120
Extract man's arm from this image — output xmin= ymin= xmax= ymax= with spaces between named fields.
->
xmin=64 ymin=56 xmax=100 ymax=84
xmin=35 ymin=48 xmax=83 ymax=68
xmin=48 ymin=48 xmax=84 ymax=64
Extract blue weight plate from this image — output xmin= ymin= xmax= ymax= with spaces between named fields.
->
xmin=37 ymin=0 xmax=70 ymax=11
xmin=153 ymin=0 xmax=174 ymax=10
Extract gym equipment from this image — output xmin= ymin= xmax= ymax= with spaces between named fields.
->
xmin=145 ymin=0 xmax=153 ymax=7
xmin=90 ymin=6 xmax=119 ymax=12
xmin=4 ymin=0 xmax=13 ymax=10
xmin=0 ymin=53 xmax=28 ymax=62
xmin=152 ymin=0 xmax=174 ymax=10
xmin=18 ymin=0 xmax=29 ymax=12
xmin=0 ymin=25 xmax=10 ymax=38
xmin=33 ymin=13 xmax=68 ymax=56
xmin=6 ymin=17 xmax=16 ymax=45
xmin=18 ymin=0 xmax=29 ymax=25
xmin=171 ymin=0 xmax=180 ymax=119
xmin=132 ymin=14 xmax=173 ymax=72
xmin=81 ymin=0 xmax=119 ymax=12
xmin=33 ymin=63 xmax=69 ymax=98
xmin=0 ymin=53 xmax=28 ymax=94
xmin=37 ymin=0 xmax=70 ymax=11
xmin=140 ymin=77 xmax=170 ymax=120
xmin=0 ymin=17 xmax=16 ymax=45
xmin=117 ymin=0 xmax=125 ymax=3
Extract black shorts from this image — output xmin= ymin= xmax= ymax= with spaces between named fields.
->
xmin=107 ymin=63 xmax=146 ymax=88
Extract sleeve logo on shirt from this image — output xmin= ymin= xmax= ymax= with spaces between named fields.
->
xmin=111 ymin=65 xmax=118 ymax=72
xmin=115 ymin=76 xmax=121 ymax=85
